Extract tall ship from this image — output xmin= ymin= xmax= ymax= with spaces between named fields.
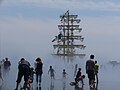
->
xmin=52 ymin=10 xmax=86 ymax=56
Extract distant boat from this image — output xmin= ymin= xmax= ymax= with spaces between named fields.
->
xmin=52 ymin=10 xmax=86 ymax=56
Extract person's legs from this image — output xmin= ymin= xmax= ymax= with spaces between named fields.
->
xmin=81 ymin=75 xmax=85 ymax=85
xmin=96 ymin=73 xmax=98 ymax=83
xmin=87 ymin=71 xmax=91 ymax=85
xmin=75 ymin=78 xmax=77 ymax=83
xmin=39 ymin=74 xmax=42 ymax=83
xmin=89 ymin=71 xmax=95 ymax=88
xmin=75 ymin=77 xmax=79 ymax=84
xmin=24 ymin=67 xmax=30 ymax=89
xmin=50 ymin=74 xmax=52 ymax=80
xmin=36 ymin=74 xmax=38 ymax=83
xmin=88 ymin=70 xmax=95 ymax=87
xmin=81 ymin=78 xmax=84 ymax=85
xmin=53 ymin=74 xmax=55 ymax=79
xmin=15 ymin=72 xmax=23 ymax=90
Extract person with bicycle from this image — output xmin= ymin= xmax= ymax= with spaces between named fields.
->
xmin=15 ymin=58 xmax=30 ymax=90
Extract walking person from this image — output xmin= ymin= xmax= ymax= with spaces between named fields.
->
xmin=86 ymin=55 xmax=95 ymax=89
xmin=15 ymin=58 xmax=30 ymax=90
xmin=62 ymin=69 xmax=68 ymax=78
xmin=48 ymin=66 xmax=56 ymax=80
xmin=3 ymin=57 xmax=11 ymax=76
xmin=4 ymin=57 xmax=11 ymax=70
xmin=94 ymin=60 xmax=99 ymax=83
xmin=35 ymin=57 xmax=43 ymax=85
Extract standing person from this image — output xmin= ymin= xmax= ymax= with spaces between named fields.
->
xmin=86 ymin=55 xmax=95 ymax=89
xmin=4 ymin=57 xmax=11 ymax=70
xmin=48 ymin=66 xmax=56 ymax=80
xmin=3 ymin=58 xmax=11 ymax=77
xmin=62 ymin=69 xmax=68 ymax=78
xmin=94 ymin=60 xmax=99 ymax=83
xmin=15 ymin=58 xmax=30 ymax=90
xmin=35 ymin=57 xmax=43 ymax=84
xmin=62 ymin=69 xmax=67 ymax=90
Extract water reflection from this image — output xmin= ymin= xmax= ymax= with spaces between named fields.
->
xmin=47 ymin=79 xmax=54 ymax=90
xmin=36 ymin=84 xmax=41 ymax=90
xmin=62 ymin=79 xmax=66 ymax=90
xmin=62 ymin=56 xmax=78 ymax=63
xmin=1 ymin=55 xmax=120 ymax=90
xmin=0 ymin=80 xmax=3 ymax=90
xmin=70 ymin=81 xmax=84 ymax=90
xmin=95 ymin=81 xmax=98 ymax=90
xmin=74 ymin=85 xmax=83 ymax=90
xmin=30 ymin=83 xmax=34 ymax=90
xmin=3 ymin=69 xmax=10 ymax=78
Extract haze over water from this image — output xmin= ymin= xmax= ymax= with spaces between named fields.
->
xmin=0 ymin=54 xmax=120 ymax=90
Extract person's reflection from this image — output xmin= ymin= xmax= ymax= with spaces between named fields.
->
xmin=75 ymin=86 xmax=83 ymax=90
xmin=36 ymin=84 xmax=41 ymax=90
xmin=62 ymin=80 xmax=66 ymax=90
xmin=50 ymin=80 xmax=54 ymax=90
xmin=95 ymin=81 xmax=98 ymax=90
xmin=74 ymin=83 xmax=83 ymax=90
xmin=0 ymin=82 xmax=3 ymax=90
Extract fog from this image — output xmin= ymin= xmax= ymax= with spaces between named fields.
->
xmin=0 ymin=54 xmax=120 ymax=90
xmin=0 ymin=3 xmax=120 ymax=89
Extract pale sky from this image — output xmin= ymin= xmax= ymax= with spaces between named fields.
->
xmin=0 ymin=0 xmax=120 ymax=61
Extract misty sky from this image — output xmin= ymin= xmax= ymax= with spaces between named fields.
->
xmin=0 ymin=0 xmax=120 ymax=61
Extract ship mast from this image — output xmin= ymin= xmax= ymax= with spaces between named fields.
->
xmin=52 ymin=10 xmax=86 ymax=56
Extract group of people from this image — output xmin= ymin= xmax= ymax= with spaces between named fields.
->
xmin=0 ymin=57 xmax=11 ymax=81
xmin=14 ymin=55 xmax=99 ymax=90
xmin=70 ymin=54 xmax=99 ymax=89
xmin=86 ymin=54 xmax=99 ymax=89
xmin=15 ymin=57 xmax=43 ymax=90
xmin=48 ymin=66 xmax=68 ymax=80
xmin=1 ymin=55 xmax=98 ymax=90
xmin=14 ymin=57 xmax=71 ymax=90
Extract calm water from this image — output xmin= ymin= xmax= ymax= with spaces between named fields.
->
xmin=0 ymin=54 xmax=120 ymax=90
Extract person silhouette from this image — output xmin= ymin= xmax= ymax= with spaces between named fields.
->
xmin=48 ymin=66 xmax=56 ymax=80
xmin=86 ymin=55 xmax=95 ymax=89
xmin=15 ymin=58 xmax=30 ymax=90
xmin=35 ymin=57 xmax=43 ymax=85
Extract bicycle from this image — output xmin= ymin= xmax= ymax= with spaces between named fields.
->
xmin=20 ymin=82 xmax=30 ymax=90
